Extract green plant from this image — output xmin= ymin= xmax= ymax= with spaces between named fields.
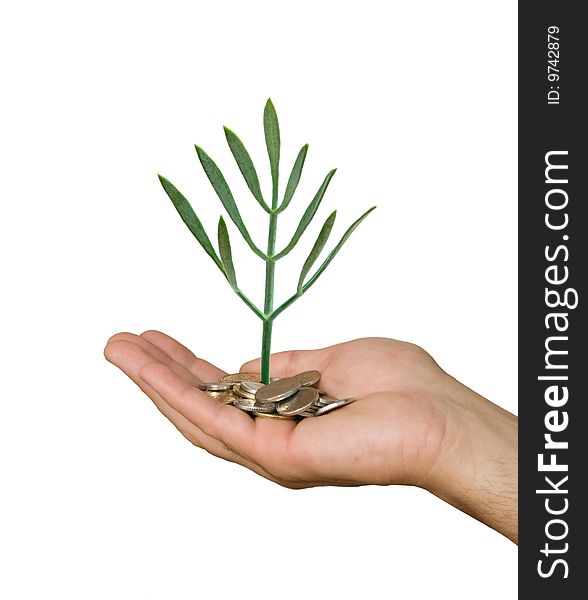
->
xmin=158 ymin=99 xmax=375 ymax=384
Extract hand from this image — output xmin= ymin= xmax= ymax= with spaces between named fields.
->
xmin=104 ymin=331 xmax=517 ymax=542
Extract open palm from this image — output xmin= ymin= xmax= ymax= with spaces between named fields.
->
xmin=104 ymin=331 xmax=454 ymax=489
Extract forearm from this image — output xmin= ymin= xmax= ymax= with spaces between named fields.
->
xmin=427 ymin=378 xmax=518 ymax=542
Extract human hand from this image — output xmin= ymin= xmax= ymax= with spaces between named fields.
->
xmin=104 ymin=331 xmax=517 ymax=542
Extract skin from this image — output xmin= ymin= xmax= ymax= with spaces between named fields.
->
xmin=104 ymin=330 xmax=518 ymax=543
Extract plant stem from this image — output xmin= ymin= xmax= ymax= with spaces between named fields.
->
xmin=260 ymin=182 xmax=279 ymax=384
xmin=261 ymin=255 xmax=275 ymax=383
xmin=260 ymin=318 xmax=273 ymax=383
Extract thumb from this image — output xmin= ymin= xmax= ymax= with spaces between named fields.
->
xmin=240 ymin=347 xmax=330 ymax=378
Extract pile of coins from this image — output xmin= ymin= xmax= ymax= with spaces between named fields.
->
xmin=198 ymin=370 xmax=356 ymax=420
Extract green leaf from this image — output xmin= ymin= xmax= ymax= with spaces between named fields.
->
xmin=297 ymin=210 xmax=337 ymax=293
xmin=218 ymin=216 xmax=237 ymax=289
xmin=263 ymin=98 xmax=280 ymax=203
xmin=302 ymin=206 xmax=377 ymax=292
xmin=223 ymin=126 xmax=270 ymax=213
xmin=278 ymin=144 xmax=308 ymax=213
xmin=195 ymin=145 xmax=266 ymax=259
xmin=273 ymin=169 xmax=336 ymax=260
xmin=158 ymin=175 xmax=224 ymax=273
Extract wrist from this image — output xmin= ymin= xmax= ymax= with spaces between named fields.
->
xmin=423 ymin=376 xmax=518 ymax=541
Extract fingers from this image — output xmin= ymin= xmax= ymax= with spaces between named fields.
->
xmin=105 ymin=338 xmax=276 ymax=479
xmin=240 ymin=347 xmax=331 ymax=378
xmin=140 ymin=330 xmax=226 ymax=382
xmin=105 ymin=330 xmax=307 ymax=485
xmin=137 ymin=359 xmax=290 ymax=478
xmin=139 ymin=361 xmax=256 ymax=453
xmin=104 ymin=338 xmax=198 ymax=436
xmin=107 ymin=332 xmax=202 ymax=387
xmin=139 ymin=361 xmax=297 ymax=471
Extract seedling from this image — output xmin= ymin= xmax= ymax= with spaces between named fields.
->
xmin=158 ymin=99 xmax=375 ymax=384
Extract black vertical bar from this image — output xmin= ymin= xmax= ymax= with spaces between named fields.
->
xmin=519 ymin=2 xmax=587 ymax=597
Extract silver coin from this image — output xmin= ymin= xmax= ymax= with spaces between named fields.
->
xmin=232 ymin=384 xmax=256 ymax=400
xmin=297 ymin=410 xmax=316 ymax=418
xmin=235 ymin=397 xmax=263 ymax=409
xmin=314 ymin=397 xmax=357 ymax=416
xmin=296 ymin=409 xmax=316 ymax=417
xmin=235 ymin=400 xmax=276 ymax=414
xmin=301 ymin=386 xmax=321 ymax=393
xmin=199 ymin=382 xmax=233 ymax=392
xmin=318 ymin=394 xmax=339 ymax=404
xmin=312 ymin=398 xmax=329 ymax=407
xmin=255 ymin=376 xmax=302 ymax=404
xmin=276 ymin=387 xmax=319 ymax=416
xmin=297 ymin=370 xmax=320 ymax=386
xmin=250 ymin=404 xmax=278 ymax=414
xmin=240 ymin=381 xmax=264 ymax=394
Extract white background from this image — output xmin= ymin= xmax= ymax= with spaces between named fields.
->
xmin=0 ymin=1 xmax=517 ymax=598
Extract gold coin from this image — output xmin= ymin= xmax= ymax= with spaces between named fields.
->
xmin=199 ymin=381 xmax=233 ymax=392
xmin=254 ymin=412 xmax=295 ymax=420
xmin=207 ymin=390 xmax=237 ymax=405
xmin=221 ymin=372 xmax=261 ymax=383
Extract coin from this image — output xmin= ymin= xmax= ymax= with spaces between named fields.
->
xmin=240 ymin=381 xmax=264 ymax=394
xmin=199 ymin=382 xmax=233 ymax=392
xmin=233 ymin=393 xmax=255 ymax=405
xmin=232 ymin=384 xmax=256 ymax=401
xmin=297 ymin=370 xmax=320 ymax=387
xmin=314 ymin=397 xmax=357 ymax=416
xmin=255 ymin=376 xmax=302 ymax=404
xmin=206 ymin=390 xmax=236 ymax=405
xmin=297 ymin=401 xmax=319 ymax=417
xmin=254 ymin=412 xmax=295 ymax=420
xmin=317 ymin=394 xmax=339 ymax=404
xmin=221 ymin=372 xmax=261 ymax=383
xmin=235 ymin=400 xmax=276 ymax=414
xmin=276 ymin=387 xmax=319 ymax=416
xmin=203 ymin=370 xmax=354 ymax=420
